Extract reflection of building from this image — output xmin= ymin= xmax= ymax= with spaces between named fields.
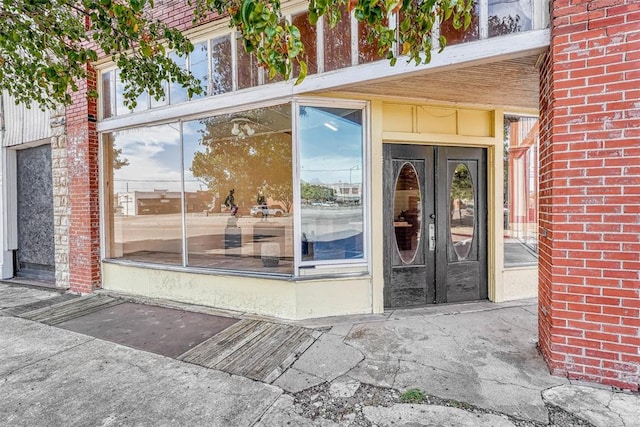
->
xmin=329 ymin=183 xmax=361 ymax=204
xmin=115 ymin=190 xmax=209 ymax=216
xmin=3 ymin=0 xmax=639 ymax=392
xmin=505 ymin=117 xmax=538 ymax=253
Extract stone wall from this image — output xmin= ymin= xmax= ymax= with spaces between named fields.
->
xmin=51 ymin=105 xmax=69 ymax=288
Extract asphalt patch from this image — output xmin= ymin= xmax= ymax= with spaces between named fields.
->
xmin=56 ymin=302 xmax=239 ymax=358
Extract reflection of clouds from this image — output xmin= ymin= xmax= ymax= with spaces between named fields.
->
xmin=301 ymin=156 xmax=362 ymax=185
xmin=300 ymin=106 xmax=363 ymax=185
xmin=112 ymin=124 xmax=183 ymax=193
xmin=182 ymin=120 xmax=208 ymax=192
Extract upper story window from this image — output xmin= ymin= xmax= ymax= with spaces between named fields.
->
xmin=489 ymin=0 xmax=533 ymax=37
xmin=101 ymin=1 xmax=540 ymax=119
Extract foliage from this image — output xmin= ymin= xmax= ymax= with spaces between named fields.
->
xmin=189 ymin=118 xmax=292 ymax=209
xmin=0 ymin=0 xmax=474 ymax=110
xmin=112 ymin=147 xmax=129 ymax=170
xmin=400 ymin=388 xmax=426 ymax=403
xmin=0 ymin=0 xmax=198 ymax=110
xmin=301 ymin=182 xmax=335 ymax=203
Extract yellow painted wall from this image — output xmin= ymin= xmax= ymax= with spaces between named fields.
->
xmin=100 ymin=96 xmax=538 ymax=320
xmin=374 ymin=100 xmax=538 ymax=304
xmin=102 ymin=262 xmax=373 ymax=320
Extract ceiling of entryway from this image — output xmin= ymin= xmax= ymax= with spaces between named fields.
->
xmin=330 ymin=54 xmax=541 ymax=111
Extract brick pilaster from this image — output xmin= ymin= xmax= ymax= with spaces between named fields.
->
xmin=539 ymin=0 xmax=640 ymax=391
xmin=66 ymin=65 xmax=100 ymax=294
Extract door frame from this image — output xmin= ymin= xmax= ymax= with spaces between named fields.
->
xmin=382 ymin=144 xmax=488 ymax=307
xmin=376 ymin=129 xmax=503 ymax=310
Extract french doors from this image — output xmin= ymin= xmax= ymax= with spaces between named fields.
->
xmin=383 ymin=144 xmax=487 ymax=308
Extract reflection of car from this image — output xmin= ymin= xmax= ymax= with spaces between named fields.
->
xmin=250 ymin=205 xmax=284 ymax=217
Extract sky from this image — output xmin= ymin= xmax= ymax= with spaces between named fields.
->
xmin=298 ymin=106 xmax=363 ymax=186
xmin=112 ymin=105 xmax=364 ymax=195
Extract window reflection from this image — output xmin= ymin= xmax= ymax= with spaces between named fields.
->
xmin=324 ymin=9 xmax=352 ymax=71
xmin=169 ymin=51 xmax=188 ymax=104
xmin=489 ymin=0 xmax=532 ymax=37
xmin=183 ymin=104 xmax=293 ymax=273
xmin=211 ymin=35 xmax=232 ymax=95
xmin=237 ymin=33 xmax=261 ymax=89
xmin=106 ymin=124 xmax=183 ymax=265
xmin=299 ymin=106 xmax=364 ymax=262
xmin=190 ymin=41 xmax=209 ymax=99
xmin=115 ymin=69 xmax=131 ymax=116
xmin=504 ymin=116 xmax=539 ymax=267
xmin=102 ymin=70 xmax=114 ymax=119
xmin=394 ymin=163 xmax=421 ymax=264
xmin=449 ymin=163 xmax=474 ymax=261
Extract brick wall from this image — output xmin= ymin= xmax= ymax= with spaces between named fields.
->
xmin=539 ymin=0 xmax=640 ymax=391
xmin=66 ymin=64 xmax=100 ymax=294
xmin=62 ymin=4 xmax=220 ymax=294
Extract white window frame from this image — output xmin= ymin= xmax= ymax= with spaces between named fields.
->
xmin=293 ymin=97 xmax=370 ymax=275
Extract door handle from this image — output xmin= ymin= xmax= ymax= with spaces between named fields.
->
xmin=428 ymin=223 xmax=436 ymax=251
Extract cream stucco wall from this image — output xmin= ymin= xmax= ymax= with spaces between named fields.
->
xmin=101 ymin=97 xmax=538 ymax=319
xmin=102 ymin=262 xmax=372 ymax=320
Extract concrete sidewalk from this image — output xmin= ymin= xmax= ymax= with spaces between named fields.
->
xmin=1 ymin=282 xmax=638 ymax=426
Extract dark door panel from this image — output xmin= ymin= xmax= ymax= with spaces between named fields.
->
xmin=16 ymin=144 xmax=55 ymax=282
xmin=384 ymin=144 xmax=486 ymax=308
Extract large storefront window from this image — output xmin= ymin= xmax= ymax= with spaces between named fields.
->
xmin=297 ymin=105 xmax=365 ymax=266
xmin=503 ymin=115 xmax=538 ymax=267
xmin=183 ymin=104 xmax=293 ymax=273
xmin=105 ymin=101 xmax=366 ymax=275
xmin=103 ymin=101 xmax=366 ymax=276
xmin=105 ymin=124 xmax=183 ymax=265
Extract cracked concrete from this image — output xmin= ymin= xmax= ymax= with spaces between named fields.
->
xmin=363 ymin=404 xmax=518 ymax=427
xmin=543 ymin=385 xmax=640 ymax=427
xmin=2 ymin=284 xmax=637 ymax=426
xmin=288 ymin=332 xmax=365 ymax=381
xmin=339 ymin=307 xmax=568 ymax=423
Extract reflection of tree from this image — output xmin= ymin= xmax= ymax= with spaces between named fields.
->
xmin=488 ymin=14 xmax=521 ymax=37
xmin=113 ymin=147 xmax=129 ymax=170
xmin=268 ymin=183 xmax=293 ymax=212
xmin=450 ymin=165 xmax=473 ymax=225
xmin=211 ymin=35 xmax=233 ymax=95
xmin=301 ymin=182 xmax=335 ymax=203
xmin=190 ymin=124 xmax=292 ymax=210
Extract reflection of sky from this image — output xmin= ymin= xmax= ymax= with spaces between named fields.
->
xmin=112 ymin=124 xmax=182 ymax=193
xmin=299 ymin=107 xmax=363 ymax=185
xmin=182 ymin=119 xmax=207 ymax=192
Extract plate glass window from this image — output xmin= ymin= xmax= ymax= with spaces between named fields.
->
xmin=298 ymin=106 xmax=364 ymax=263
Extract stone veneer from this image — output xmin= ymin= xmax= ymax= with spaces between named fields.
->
xmin=50 ymin=105 xmax=70 ymax=288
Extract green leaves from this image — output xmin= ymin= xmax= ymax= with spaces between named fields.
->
xmin=0 ymin=0 xmax=474 ymax=110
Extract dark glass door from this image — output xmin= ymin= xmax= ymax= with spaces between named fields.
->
xmin=383 ymin=144 xmax=487 ymax=308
